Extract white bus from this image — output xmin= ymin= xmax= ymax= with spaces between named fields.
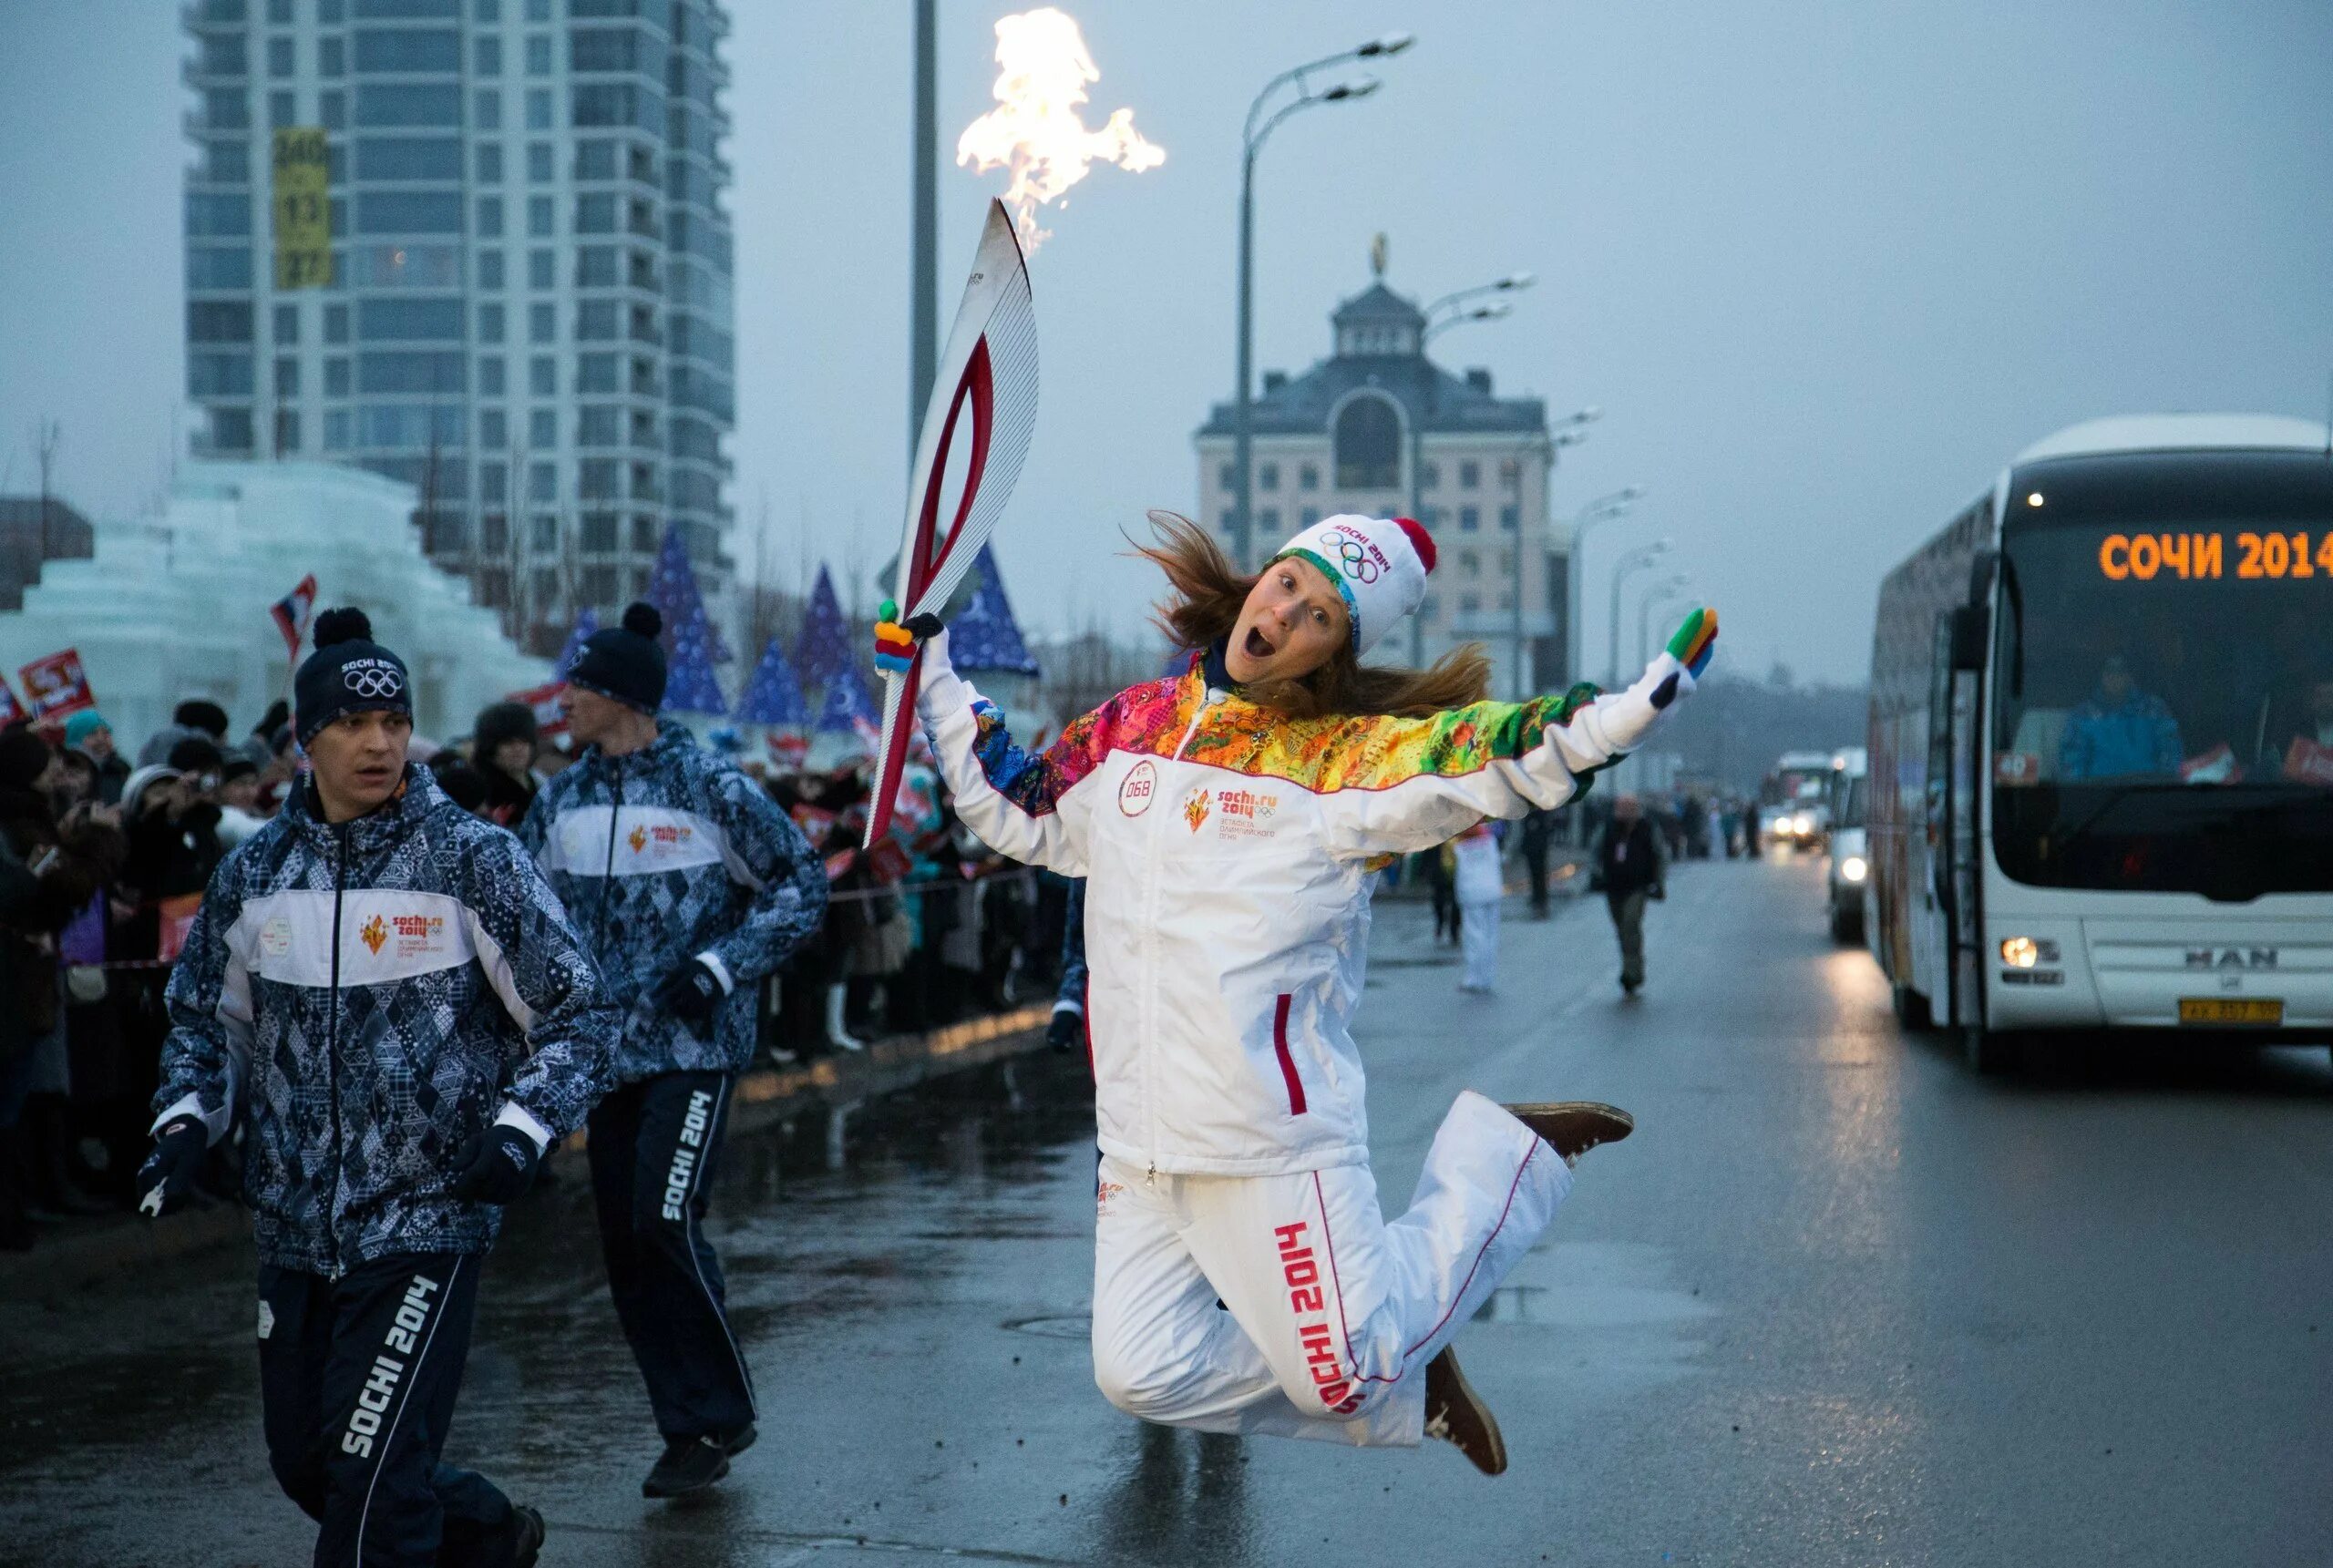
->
xmin=1866 ymin=414 xmax=2333 ymax=1072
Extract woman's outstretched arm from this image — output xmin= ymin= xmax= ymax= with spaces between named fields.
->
xmin=1317 ymin=609 xmax=1718 ymax=858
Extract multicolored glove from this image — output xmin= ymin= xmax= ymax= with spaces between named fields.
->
xmin=1592 ymin=607 xmax=1720 ymax=753
xmin=874 ymin=600 xmax=916 ymax=675
xmin=874 ymin=602 xmax=948 ymax=676
xmin=1650 ymin=607 xmax=1719 ymax=711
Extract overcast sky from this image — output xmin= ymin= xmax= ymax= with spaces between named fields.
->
xmin=3 ymin=0 xmax=2329 ymax=683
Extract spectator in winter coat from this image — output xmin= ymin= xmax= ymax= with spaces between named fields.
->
xmin=1453 ymin=821 xmax=1506 ymax=994
xmin=471 ymin=700 xmax=541 ymax=827
xmin=1591 ymin=794 xmax=1667 ymax=997
xmin=0 ymin=725 xmax=127 ymax=1247
xmin=136 ymin=698 xmax=231 ymax=768
xmin=63 ymin=711 xmax=130 ymax=804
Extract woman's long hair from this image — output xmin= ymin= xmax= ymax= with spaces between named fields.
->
xmin=1133 ymin=511 xmax=1492 ymax=720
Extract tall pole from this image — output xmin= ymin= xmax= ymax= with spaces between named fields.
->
xmin=1638 ymin=578 xmax=1686 ymax=670
xmin=1506 ymin=450 xmax=1529 ymax=699
xmin=1233 ymin=145 xmax=1258 ymax=567
xmin=1405 ymin=404 xmax=1424 ymax=665
xmin=1608 ymin=542 xmax=1666 ymax=686
xmin=909 ymin=0 xmax=937 ymax=453
xmin=1231 ymin=37 xmax=1412 ymax=569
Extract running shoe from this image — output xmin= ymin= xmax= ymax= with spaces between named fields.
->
xmin=1423 ymin=1346 xmax=1506 ymax=1476
xmin=1500 ymin=1102 xmax=1634 ymax=1165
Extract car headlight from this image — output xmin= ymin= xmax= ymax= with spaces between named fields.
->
xmin=1840 ymin=855 xmax=1867 ymax=882
xmin=1791 ymin=815 xmax=1811 ymax=835
xmin=1999 ymin=936 xmax=2061 ymax=968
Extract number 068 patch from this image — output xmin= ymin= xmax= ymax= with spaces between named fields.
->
xmin=1118 ymin=758 xmax=1157 ymax=816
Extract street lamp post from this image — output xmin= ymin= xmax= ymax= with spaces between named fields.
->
xmin=1608 ymin=538 xmax=1670 ymax=685
xmin=1637 ymin=573 xmax=1691 ymax=670
xmin=1403 ymin=275 xmax=1535 ymax=667
xmin=1233 ymin=34 xmax=1414 ymax=569
xmin=1563 ymin=485 xmax=1643 ymax=691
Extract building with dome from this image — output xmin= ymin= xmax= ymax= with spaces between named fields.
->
xmin=1195 ymin=272 xmax=1571 ymax=696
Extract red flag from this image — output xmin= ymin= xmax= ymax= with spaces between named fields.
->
xmin=18 ymin=649 xmax=95 ymax=723
xmin=272 ymin=574 xmax=318 ymax=660
xmin=507 ymin=680 xmax=570 ymax=738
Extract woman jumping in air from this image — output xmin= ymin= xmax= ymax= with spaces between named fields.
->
xmin=883 ymin=512 xmax=1716 ymax=1474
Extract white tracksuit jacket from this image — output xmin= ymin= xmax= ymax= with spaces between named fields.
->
xmin=918 ymin=633 xmax=1691 ymax=1178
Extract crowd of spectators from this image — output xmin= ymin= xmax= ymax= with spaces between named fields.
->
xmin=0 ymin=694 xmax=1072 ymax=1252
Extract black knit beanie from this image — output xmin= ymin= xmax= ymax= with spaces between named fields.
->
xmin=472 ymin=700 xmax=539 ymax=757
xmin=0 ymin=725 xmax=52 ymax=791
xmin=568 ymin=602 xmax=667 ymax=713
xmin=294 ymin=608 xmax=412 ymax=746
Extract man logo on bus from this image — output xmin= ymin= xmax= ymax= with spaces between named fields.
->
xmin=2184 ymin=948 xmax=2276 ymax=970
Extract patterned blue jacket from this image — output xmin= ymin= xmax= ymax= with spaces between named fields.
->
xmin=519 ymin=725 xmax=827 ymax=1081
xmin=154 ymin=767 xmax=617 ymax=1276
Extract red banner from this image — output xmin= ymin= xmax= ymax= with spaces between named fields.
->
xmin=2178 ymin=743 xmax=2242 ymax=784
xmin=19 ymin=649 xmax=95 ymax=723
xmin=2284 ymin=736 xmax=2333 ymax=786
xmin=155 ymin=892 xmax=204 ymax=965
xmin=506 ymin=680 xmax=570 ymax=738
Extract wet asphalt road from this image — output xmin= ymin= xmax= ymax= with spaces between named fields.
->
xmin=5 ymin=853 xmax=2332 ymax=1567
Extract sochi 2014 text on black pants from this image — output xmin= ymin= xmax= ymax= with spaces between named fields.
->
xmin=257 ymin=1252 xmax=519 ymax=1568
xmin=587 ymin=1070 xmax=757 ymax=1440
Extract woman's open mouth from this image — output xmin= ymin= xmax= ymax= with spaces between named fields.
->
xmin=1244 ymin=626 xmax=1277 ymax=661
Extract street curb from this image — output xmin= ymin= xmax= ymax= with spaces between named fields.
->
xmin=0 ymin=1006 xmax=1053 ymax=1299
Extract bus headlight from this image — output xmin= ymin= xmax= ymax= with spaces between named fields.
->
xmin=1999 ymin=937 xmax=2061 ymax=968
xmin=1839 ymin=855 xmax=1867 ymax=883
xmin=1790 ymin=814 xmax=1812 ymax=835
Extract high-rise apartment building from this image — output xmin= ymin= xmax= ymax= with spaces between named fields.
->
xmin=182 ymin=0 xmax=735 ymax=651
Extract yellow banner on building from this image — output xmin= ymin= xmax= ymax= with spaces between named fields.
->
xmin=271 ymin=128 xmax=331 ymax=290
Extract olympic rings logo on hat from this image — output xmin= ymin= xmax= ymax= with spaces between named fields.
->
xmin=1330 ymin=535 xmax=1380 ymax=583
xmin=344 ymin=665 xmax=404 ymax=699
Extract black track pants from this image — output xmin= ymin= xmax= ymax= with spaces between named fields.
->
xmin=257 ymin=1252 xmax=518 ymax=1568
xmin=587 ymin=1071 xmax=757 ymax=1441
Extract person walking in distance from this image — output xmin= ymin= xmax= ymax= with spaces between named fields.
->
xmin=886 ymin=512 xmax=1717 ymax=1474
xmin=1452 ymin=821 xmax=1506 ymax=995
xmin=1591 ymin=794 xmax=1667 ymax=997
xmin=138 ymin=609 xmax=614 ymax=1568
xmin=519 ymin=603 xmax=829 ymax=1500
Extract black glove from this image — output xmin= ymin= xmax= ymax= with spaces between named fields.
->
xmin=450 ymin=1124 xmax=541 ymax=1204
xmin=138 ymin=1117 xmax=209 ymax=1217
xmin=651 ymin=958 xmax=726 ymax=1024
xmin=1045 ymin=1005 xmax=1083 ymax=1054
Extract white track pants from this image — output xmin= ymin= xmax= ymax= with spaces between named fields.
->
xmin=1458 ymin=897 xmax=1501 ymax=990
xmin=1090 ymin=1090 xmax=1570 ymax=1447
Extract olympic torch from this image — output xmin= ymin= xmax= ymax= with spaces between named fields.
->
xmin=862 ymin=200 xmax=1040 ymax=848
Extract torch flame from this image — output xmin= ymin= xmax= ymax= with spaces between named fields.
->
xmin=955 ymin=7 xmax=1164 ymax=254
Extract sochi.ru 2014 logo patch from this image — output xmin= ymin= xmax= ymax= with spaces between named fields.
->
xmin=1182 ymin=784 xmax=1212 ymax=833
xmin=1118 ymin=758 xmax=1157 ymax=816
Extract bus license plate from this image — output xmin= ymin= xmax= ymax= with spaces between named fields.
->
xmin=2178 ymin=998 xmax=2284 ymax=1026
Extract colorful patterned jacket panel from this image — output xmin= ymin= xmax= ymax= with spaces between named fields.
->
xmin=155 ymin=768 xmax=617 ymax=1275
xmin=520 ymin=726 xmax=827 ymax=1081
xmin=917 ymin=633 xmax=1666 ymax=1177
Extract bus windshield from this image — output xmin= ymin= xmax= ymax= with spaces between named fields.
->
xmin=1991 ymin=450 xmax=2333 ymax=897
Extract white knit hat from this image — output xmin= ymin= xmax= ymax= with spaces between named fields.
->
xmin=1270 ymin=513 xmax=1437 ymax=656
